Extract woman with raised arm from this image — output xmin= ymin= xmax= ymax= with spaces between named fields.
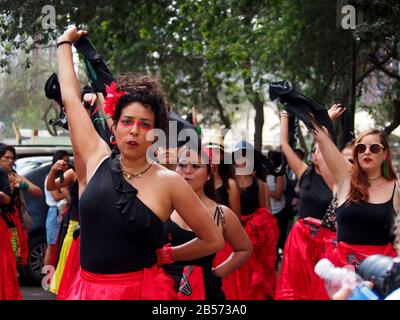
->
xmin=56 ymin=26 xmax=223 ymax=300
xmin=275 ymin=111 xmax=335 ymax=300
xmin=310 ymin=117 xmax=399 ymax=271
xmin=162 ymin=147 xmax=252 ymax=300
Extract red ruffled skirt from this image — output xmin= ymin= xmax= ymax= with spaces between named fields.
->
xmin=57 ymin=236 xmax=176 ymax=300
xmin=0 ymin=216 xmax=22 ymax=300
xmin=275 ymin=217 xmax=337 ymax=300
xmin=214 ymin=208 xmax=279 ymax=300
xmin=58 ymin=266 xmax=176 ymax=300
xmin=7 ymin=208 xmax=29 ymax=265
xmin=57 ymin=236 xmax=81 ymax=300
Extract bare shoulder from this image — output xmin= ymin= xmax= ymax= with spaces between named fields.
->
xmin=153 ymin=164 xmax=187 ymax=188
xmin=228 ymin=178 xmax=239 ymax=189
xmin=219 ymin=205 xmax=239 ymax=222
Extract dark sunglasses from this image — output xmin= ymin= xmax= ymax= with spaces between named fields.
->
xmin=355 ymin=143 xmax=385 ymax=154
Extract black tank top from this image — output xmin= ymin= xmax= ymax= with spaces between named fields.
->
xmin=336 ymin=184 xmax=396 ymax=245
xmin=69 ymin=180 xmax=80 ymax=222
xmin=79 ymin=156 xmax=164 ymax=274
xmin=163 ymin=206 xmax=225 ymax=300
xmin=240 ymin=178 xmax=259 ymax=215
xmin=297 ymin=168 xmax=332 ymax=220
xmin=216 ymin=184 xmax=229 ymax=206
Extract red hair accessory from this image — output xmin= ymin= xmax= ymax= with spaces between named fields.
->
xmin=203 ymin=146 xmax=217 ymax=175
xmin=103 ymin=82 xmax=127 ymax=118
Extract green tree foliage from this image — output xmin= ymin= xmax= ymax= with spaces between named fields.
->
xmin=1 ymin=0 xmax=399 ymax=146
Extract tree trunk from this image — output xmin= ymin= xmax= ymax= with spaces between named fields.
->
xmin=243 ymin=75 xmax=264 ymax=151
xmin=208 ymin=81 xmax=231 ymax=129
xmin=253 ymin=96 xmax=264 ymax=151
xmin=11 ymin=123 xmax=21 ymax=145
xmin=43 ymin=104 xmax=58 ymax=136
xmin=383 ymin=99 xmax=400 ymax=136
xmin=348 ymin=36 xmax=357 ymax=135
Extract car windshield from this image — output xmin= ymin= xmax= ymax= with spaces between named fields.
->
xmin=15 ymin=157 xmax=53 ymax=175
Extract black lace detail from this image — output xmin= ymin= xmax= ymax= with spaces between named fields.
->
xmin=321 ymin=195 xmax=338 ymax=232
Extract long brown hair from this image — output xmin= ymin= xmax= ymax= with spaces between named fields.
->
xmin=348 ymin=129 xmax=396 ymax=204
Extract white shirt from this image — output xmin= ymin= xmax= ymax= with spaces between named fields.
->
xmin=44 ymin=175 xmax=60 ymax=207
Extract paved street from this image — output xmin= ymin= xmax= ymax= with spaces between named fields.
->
xmin=20 ymin=286 xmax=56 ymax=300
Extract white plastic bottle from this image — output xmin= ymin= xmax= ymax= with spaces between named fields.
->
xmin=314 ymin=258 xmax=379 ymax=300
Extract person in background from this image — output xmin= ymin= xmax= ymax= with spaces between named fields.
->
xmin=266 ymin=150 xmax=289 ymax=263
xmin=203 ymin=138 xmax=241 ymax=218
xmin=0 ymin=166 xmax=21 ymax=300
xmin=43 ymin=150 xmax=70 ymax=268
xmin=224 ymin=141 xmax=278 ymax=300
xmin=162 ymin=147 xmax=252 ymax=300
xmin=309 ymin=107 xmax=399 ymax=298
xmin=0 ymin=144 xmax=42 ymax=266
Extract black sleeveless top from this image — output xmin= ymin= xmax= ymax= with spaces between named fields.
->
xmin=240 ymin=178 xmax=259 ymax=215
xmin=79 ymin=156 xmax=164 ymax=274
xmin=163 ymin=207 xmax=225 ymax=300
xmin=69 ymin=180 xmax=80 ymax=222
xmin=297 ymin=168 xmax=332 ymax=220
xmin=336 ymin=184 xmax=396 ymax=245
xmin=216 ymin=184 xmax=229 ymax=207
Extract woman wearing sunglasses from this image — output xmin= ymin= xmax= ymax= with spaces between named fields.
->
xmin=310 ymin=122 xmax=400 ymax=295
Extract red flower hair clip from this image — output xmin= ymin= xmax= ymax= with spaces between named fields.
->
xmin=103 ymin=82 xmax=127 ymax=118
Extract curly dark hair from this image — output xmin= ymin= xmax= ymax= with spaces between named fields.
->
xmin=113 ymin=74 xmax=170 ymax=134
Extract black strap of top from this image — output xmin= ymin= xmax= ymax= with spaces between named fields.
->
xmin=214 ymin=206 xmax=225 ymax=228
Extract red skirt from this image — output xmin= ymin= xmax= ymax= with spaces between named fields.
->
xmin=0 ymin=216 xmax=22 ymax=300
xmin=215 ymin=208 xmax=279 ymax=300
xmin=57 ymin=236 xmax=81 ymax=300
xmin=310 ymin=241 xmax=398 ymax=300
xmin=59 ymin=266 xmax=176 ymax=300
xmin=57 ymin=236 xmax=176 ymax=300
xmin=275 ymin=217 xmax=336 ymax=300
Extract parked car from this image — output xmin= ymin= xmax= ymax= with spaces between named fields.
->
xmin=12 ymin=145 xmax=73 ymax=285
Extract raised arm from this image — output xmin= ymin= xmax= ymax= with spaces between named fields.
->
xmin=328 ymin=104 xmax=346 ymax=122
xmin=168 ymin=174 xmax=224 ymax=262
xmin=309 ymin=115 xmax=352 ymax=185
xmin=57 ymin=26 xmax=110 ymax=181
xmin=394 ymin=180 xmax=400 ymax=216
xmin=213 ymin=206 xmax=252 ymax=278
xmin=280 ymin=113 xmax=308 ymax=179
xmin=46 ymin=162 xmax=76 ymax=191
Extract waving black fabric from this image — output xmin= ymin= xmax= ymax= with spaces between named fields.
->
xmin=73 ymin=36 xmax=115 ymax=95
xmin=168 ymin=111 xmax=199 ymax=148
xmin=338 ymin=108 xmax=355 ymax=149
xmin=269 ymin=80 xmax=335 ymax=141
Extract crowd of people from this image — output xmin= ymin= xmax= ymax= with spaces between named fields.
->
xmin=0 ymin=25 xmax=399 ymax=300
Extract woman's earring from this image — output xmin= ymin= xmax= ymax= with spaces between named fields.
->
xmin=382 ymin=160 xmax=389 ymax=178
xmin=110 ymin=135 xmax=117 ymax=145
